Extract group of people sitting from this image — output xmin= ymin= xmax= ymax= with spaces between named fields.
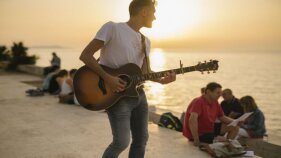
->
xmin=26 ymin=64 xmax=79 ymax=105
xmin=183 ymin=82 xmax=266 ymax=146
xmin=42 ymin=66 xmax=79 ymax=105
xmin=26 ymin=52 xmax=79 ymax=105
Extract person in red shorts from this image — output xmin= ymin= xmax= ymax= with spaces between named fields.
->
xmin=183 ymin=82 xmax=239 ymax=146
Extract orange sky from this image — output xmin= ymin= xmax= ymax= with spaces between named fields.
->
xmin=0 ymin=0 xmax=280 ymax=50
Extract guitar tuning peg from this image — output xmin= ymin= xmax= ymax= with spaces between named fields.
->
xmin=204 ymin=60 xmax=207 ymax=63
xmin=210 ymin=59 xmax=213 ymax=62
xmin=201 ymin=71 xmax=204 ymax=74
xmin=213 ymin=70 xmax=216 ymax=73
xmin=207 ymin=71 xmax=210 ymax=74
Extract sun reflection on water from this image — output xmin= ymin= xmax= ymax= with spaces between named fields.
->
xmin=145 ymin=49 xmax=167 ymax=107
xmin=149 ymin=49 xmax=166 ymax=71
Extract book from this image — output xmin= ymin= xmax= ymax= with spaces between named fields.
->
xmin=242 ymin=151 xmax=255 ymax=157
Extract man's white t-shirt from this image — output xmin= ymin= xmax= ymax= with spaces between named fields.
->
xmin=95 ymin=21 xmax=150 ymax=69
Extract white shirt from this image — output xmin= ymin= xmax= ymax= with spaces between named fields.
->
xmin=60 ymin=79 xmax=80 ymax=105
xmin=95 ymin=21 xmax=151 ymax=69
xmin=60 ymin=79 xmax=72 ymax=95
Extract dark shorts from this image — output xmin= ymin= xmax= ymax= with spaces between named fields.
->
xmin=199 ymin=133 xmax=215 ymax=144
xmin=214 ymin=123 xmax=222 ymax=136
xmin=189 ymin=133 xmax=215 ymax=144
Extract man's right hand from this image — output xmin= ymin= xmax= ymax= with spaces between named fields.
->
xmin=105 ymin=75 xmax=127 ymax=93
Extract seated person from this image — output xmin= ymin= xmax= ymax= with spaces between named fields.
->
xmin=181 ymin=87 xmax=206 ymax=124
xmin=59 ymin=69 xmax=77 ymax=104
xmin=221 ymin=89 xmax=244 ymax=119
xmin=43 ymin=52 xmax=61 ymax=76
xmin=48 ymin=69 xmax=68 ymax=95
xmin=215 ymin=89 xmax=244 ymax=136
xmin=41 ymin=66 xmax=60 ymax=92
xmin=237 ymin=96 xmax=266 ymax=138
xmin=183 ymin=82 xmax=239 ymax=146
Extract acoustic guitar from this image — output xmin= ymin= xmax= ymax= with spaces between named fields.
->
xmin=73 ymin=60 xmax=219 ymax=111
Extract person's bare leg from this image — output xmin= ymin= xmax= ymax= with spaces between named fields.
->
xmin=226 ymin=126 xmax=239 ymax=139
xmin=220 ymin=123 xmax=228 ymax=135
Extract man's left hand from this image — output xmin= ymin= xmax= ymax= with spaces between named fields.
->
xmin=160 ymin=71 xmax=176 ymax=84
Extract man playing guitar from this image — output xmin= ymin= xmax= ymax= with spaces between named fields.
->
xmin=79 ymin=0 xmax=176 ymax=157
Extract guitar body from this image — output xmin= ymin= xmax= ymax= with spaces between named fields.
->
xmin=73 ymin=63 xmax=143 ymax=111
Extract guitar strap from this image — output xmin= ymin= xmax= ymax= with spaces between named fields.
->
xmin=140 ymin=34 xmax=150 ymax=74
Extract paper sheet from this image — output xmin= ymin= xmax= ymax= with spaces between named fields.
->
xmin=227 ymin=112 xmax=253 ymax=126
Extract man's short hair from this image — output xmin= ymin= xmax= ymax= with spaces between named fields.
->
xmin=205 ymin=82 xmax=222 ymax=92
xmin=223 ymin=88 xmax=233 ymax=95
xmin=129 ymin=0 xmax=157 ymax=17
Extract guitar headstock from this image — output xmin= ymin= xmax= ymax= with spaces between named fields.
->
xmin=195 ymin=60 xmax=219 ymax=74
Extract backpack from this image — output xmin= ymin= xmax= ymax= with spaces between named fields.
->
xmin=158 ymin=112 xmax=183 ymax=132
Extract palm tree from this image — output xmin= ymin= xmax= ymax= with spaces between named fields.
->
xmin=0 ymin=45 xmax=11 ymax=61
xmin=7 ymin=42 xmax=37 ymax=70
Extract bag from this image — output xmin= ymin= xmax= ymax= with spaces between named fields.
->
xmin=158 ymin=112 xmax=183 ymax=132
xmin=199 ymin=140 xmax=246 ymax=158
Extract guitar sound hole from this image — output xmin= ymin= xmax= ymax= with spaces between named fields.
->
xmin=118 ymin=75 xmax=131 ymax=89
xmin=98 ymin=77 xmax=107 ymax=95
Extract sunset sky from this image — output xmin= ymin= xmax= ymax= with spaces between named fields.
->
xmin=0 ymin=0 xmax=280 ymax=50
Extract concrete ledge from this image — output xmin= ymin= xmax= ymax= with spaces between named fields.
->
xmin=0 ymin=61 xmax=9 ymax=69
xmin=0 ymin=62 xmax=44 ymax=76
xmin=240 ymin=138 xmax=281 ymax=158
xmin=17 ymin=64 xmax=44 ymax=76
xmin=149 ymin=111 xmax=161 ymax=124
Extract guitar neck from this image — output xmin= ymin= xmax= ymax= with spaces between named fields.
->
xmin=132 ymin=66 xmax=197 ymax=84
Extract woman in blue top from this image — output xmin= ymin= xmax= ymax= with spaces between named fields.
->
xmin=237 ymin=96 xmax=266 ymax=138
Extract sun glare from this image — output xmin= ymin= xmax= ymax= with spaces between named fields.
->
xmin=149 ymin=49 xmax=166 ymax=71
xmin=142 ymin=0 xmax=204 ymax=40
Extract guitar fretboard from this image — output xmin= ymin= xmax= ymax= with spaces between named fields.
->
xmin=131 ymin=66 xmax=197 ymax=84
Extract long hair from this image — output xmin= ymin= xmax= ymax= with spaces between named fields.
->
xmin=240 ymin=96 xmax=258 ymax=112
